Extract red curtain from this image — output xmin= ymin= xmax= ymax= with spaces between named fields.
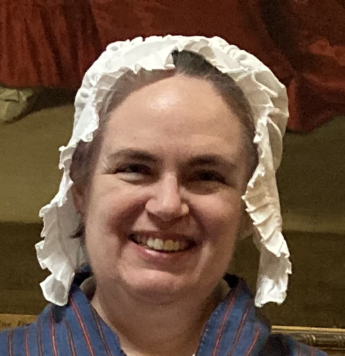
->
xmin=1 ymin=0 xmax=344 ymax=132
xmin=260 ymin=0 xmax=345 ymax=131
xmin=0 ymin=0 xmax=102 ymax=88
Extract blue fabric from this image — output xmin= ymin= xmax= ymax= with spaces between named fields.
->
xmin=0 ymin=273 xmax=327 ymax=356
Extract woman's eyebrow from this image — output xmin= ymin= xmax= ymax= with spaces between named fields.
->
xmin=105 ymin=148 xmax=160 ymax=164
xmin=188 ymin=155 xmax=238 ymax=172
xmin=105 ymin=150 xmax=237 ymax=171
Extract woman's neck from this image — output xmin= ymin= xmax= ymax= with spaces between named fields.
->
xmin=90 ymin=279 xmax=229 ymax=356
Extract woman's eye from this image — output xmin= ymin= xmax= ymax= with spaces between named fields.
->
xmin=115 ymin=164 xmax=151 ymax=176
xmin=194 ymin=170 xmax=226 ymax=184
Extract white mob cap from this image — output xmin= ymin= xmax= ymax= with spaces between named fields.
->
xmin=36 ymin=35 xmax=291 ymax=307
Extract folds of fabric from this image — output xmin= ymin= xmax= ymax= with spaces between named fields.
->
xmin=0 ymin=0 xmax=102 ymax=88
xmin=89 ymin=0 xmax=294 ymax=83
xmin=0 ymin=0 xmax=344 ymax=130
xmin=261 ymin=0 xmax=345 ymax=131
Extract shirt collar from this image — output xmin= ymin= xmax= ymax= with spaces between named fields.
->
xmin=67 ymin=269 xmax=271 ymax=356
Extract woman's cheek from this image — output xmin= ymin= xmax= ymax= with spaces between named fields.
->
xmin=97 ymin=188 xmax=147 ymax=231
xmin=201 ymin=196 xmax=241 ymax=231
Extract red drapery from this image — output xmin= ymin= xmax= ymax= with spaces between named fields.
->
xmin=1 ymin=0 xmax=344 ymax=132
xmin=0 ymin=0 xmax=102 ymax=89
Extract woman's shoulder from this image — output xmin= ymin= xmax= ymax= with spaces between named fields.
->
xmin=0 ymin=303 xmax=56 ymax=356
xmin=261 ymin=333 xmax=328 ymax=356
xmin=0 ymin=324 xmax=33 ymax=356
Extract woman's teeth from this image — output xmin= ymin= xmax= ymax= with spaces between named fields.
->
xmin=131 ymin=234 xmax=189 ymax=252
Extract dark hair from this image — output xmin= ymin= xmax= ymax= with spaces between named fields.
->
xmin=70 ymin=50 xmax=258 ymax=238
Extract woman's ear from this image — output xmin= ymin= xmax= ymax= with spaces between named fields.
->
xmin=238 ymin=211 xmax=253 ymax=239
xmin=71 ymin=184 xmax=86 ymax=216
xmin=237 ymin=202 xmax=253 ymax=240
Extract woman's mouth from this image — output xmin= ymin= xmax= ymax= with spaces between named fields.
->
xmin=129 ymin=233 xmax=194 ymax=253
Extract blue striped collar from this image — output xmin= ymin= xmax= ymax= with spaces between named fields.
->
xmin=1 ymin=272 xmax=272 ymax=356
xmin=56 ymin=273 xmax=271 ymax=356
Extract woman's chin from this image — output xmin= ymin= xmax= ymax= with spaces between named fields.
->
xmin=120 ymin=269 xmax=197 ymax=303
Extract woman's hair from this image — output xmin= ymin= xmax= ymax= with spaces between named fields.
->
xmin=70 ymin=50 xmax=258 ymax=238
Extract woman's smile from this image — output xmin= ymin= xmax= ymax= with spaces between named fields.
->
xmin=129 ymin=231 xmax=196 ymax=253
xmin=127 ymin=233 xmax=200 ymax=268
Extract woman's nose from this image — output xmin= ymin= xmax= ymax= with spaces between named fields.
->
xmin=145 ymin=174 xmax=189 ymax=221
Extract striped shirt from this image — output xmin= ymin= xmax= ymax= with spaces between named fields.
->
xmin=0 ymin=273 xmax=327 ymax=356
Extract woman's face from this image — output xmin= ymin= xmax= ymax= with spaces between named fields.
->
xmin=76 ymin=75 xmax=248 ymax=303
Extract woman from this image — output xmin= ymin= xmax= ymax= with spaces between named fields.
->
xmin=0 ymin=36 xmax=326 ymax=355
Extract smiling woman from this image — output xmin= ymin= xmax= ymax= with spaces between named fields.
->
xmin=73 ymin=73 xmax=247 ymax=320
xmin=0 ymin=36 xmax=326 ymax=356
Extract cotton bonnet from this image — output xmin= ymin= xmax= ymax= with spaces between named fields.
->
xmin=36 ymin=35 xmax=291 ymax=307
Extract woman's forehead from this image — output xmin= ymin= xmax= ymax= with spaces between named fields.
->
xmin=104 ymin=75 xmax=242 ymax=145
